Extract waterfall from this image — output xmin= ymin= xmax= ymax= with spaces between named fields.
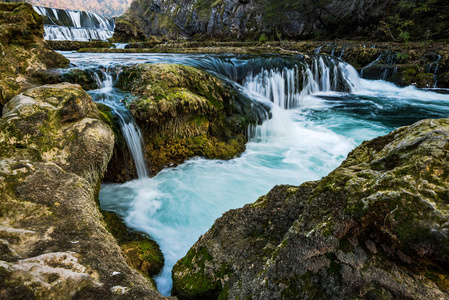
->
xmin=33 ymin=6 xmax=114 ymax=41
xmin=243 ymin=56 xmax=361 ymax=109
xmin=90 ymin=67 xmax=149 ymax=179
xmin=244 ymin=56 xmax=361 ymax=141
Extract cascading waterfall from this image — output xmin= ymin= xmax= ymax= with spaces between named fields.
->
xmin=243 ymin=56 xmax=361 ymax=110
xmin=243 ymin=56 xmax=360 ymax=142
xmin=89 ymin=68 xmax=148 ymax=178
xmin=33 ymin=6 xmax=114 ymax=41
xmin=58 ymin=52 xmax=449 ymax=297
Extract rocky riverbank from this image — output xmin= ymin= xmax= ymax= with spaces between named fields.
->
xmin=0 ymin=2 xmax=69 ymax=112
xmin=0 ymin=83 xmax=166 ymax=299
xmin=172 ymin=117 xmax=449 ymax=299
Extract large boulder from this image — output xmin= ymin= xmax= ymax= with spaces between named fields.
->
xmin=117 ymin=63 xmax=261 ymax=174
xmin=0 ymin=3 xmax=69 ymax=112
xmin=0 ymin=83 xmax=165 ymax=299
xmin=172 ymin=118 xmax=449 ymax=299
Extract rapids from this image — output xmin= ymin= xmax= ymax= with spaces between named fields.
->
xmin=60 ymin=52 xmax=449 ymax=295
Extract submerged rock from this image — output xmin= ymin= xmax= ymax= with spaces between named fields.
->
xmin=0 ymin=3 xmax=69 ymax=111
xmin=0 ymin=83 xmax=165 ymax=299
xmin=117 ymin=63 xmax=262 ymax=174
xmin=172 ymin=118 xmax=449 ymax=299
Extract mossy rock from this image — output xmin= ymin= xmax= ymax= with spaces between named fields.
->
xmin=117 ymin=63 xmax=259 ymax=173
xmin=122 ymin=241 xmax=164 ymax=277
xmin=101 ymin=210 xmax=164 ymax=277
xmin=112 ymin=17 xmax=148 ymax=43
xmin=172 ymin=118 xmax=449 ymax=299
xmin=0 ymin=3 xmax=69 ymax=106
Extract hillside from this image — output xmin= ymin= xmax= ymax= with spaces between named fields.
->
xmin=116 ymin=0 xmax=449 ymax=41
xmin=29 ymin=0 xmax=132 ymax=18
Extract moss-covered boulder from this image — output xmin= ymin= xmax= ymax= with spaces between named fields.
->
xmin=0 ymin=83 xmax=165 ymax=299
xmin=117 ymin=63 xmax=261 ymax=173
xmin=101 ymin=211 xmax=164 ymax=279
xmin=172 ymin=118 xmax=449 ymax=299
xmin=0 ymin=3 xmax=69 ymax=111
xmin=112 ymin=16 xmax=148 ymax=43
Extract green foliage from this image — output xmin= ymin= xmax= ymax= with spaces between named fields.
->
xmin=398 ymin=30 xmax=410 ymax=44
xmin=259 ymin=33 xmax=268 ymax=43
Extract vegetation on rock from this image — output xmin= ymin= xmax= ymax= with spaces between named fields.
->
xmin=0 ymin=83 xmax=165 ymax=298
xmin=115 ymin=0 xmax=449 ymax=42
xmin=117 ymin=63 xmax=260 ymax=173
xmin=0 ymin=2 xmax=69 ymax=112
xmin=172 ymin=118 xmax=449 ymax=299
xmin=47 ymin=40 xmax=113 ymax=51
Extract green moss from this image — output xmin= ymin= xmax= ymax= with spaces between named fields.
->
xmin=121 ymin=240 xmax=164 ymax=276
xmin=172 ymin=247 xmax=226 ymax=299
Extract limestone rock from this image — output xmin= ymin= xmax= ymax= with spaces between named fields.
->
xmin=117 ymin=63 xmax=262 ymax=174
xmin=0 ymin=84 xmax=165 ymax=299
xmin=172 ymin=118 xmax=449 ymax=299
xmin=117 ymin=0 xmax=449 ymax=41
xmin=0 ymin=3 xmax=69 ymax=111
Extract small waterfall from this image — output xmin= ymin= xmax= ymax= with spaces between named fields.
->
xmin=243 ymin=56 xmax=361 ymax=109
xmin=114 ymin=43 xmax=128 ymax=49
xmin=90 ymin=67 xmax=148 ymax=179
xmin=428 ymin=55 xmax=442 ymax=88
xmin=244 ymin=56 xmax=361 ymax=141
xmin=33 ymin=6 xmax=114 ymax=41
xmin=243 ymin=67 xmax=301 ymax=109
xmin=361 ymin=54 xmax=382 ymax=78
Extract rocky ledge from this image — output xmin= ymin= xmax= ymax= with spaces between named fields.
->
xmin=172 ymin=117 xmax=449 ymax=299
xmin=0 ymin=3 xmax=69 ymax=112
xmin=0 ymin=83 xmax=165 ymax=299
xmin=116 ymin=63 xmax=264 ymax=174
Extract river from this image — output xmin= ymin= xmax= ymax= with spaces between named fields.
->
xmin=60 ymin=51 xmax=449 ymax=296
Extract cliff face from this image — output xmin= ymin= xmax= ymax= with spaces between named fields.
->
xmin=119 ymin=0 xmax=449 ymax=41
xmin=172 ymin=118 xmax=449 ymax=299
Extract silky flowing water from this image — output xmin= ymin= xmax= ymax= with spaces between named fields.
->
xmin=61 ymin=52 xmax=449 ymax=295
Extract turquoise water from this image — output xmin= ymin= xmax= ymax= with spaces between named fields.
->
xmin=60 ymin=52 xmax=449 ymax=295
xmin=100 ymin=81 xmax=449 ymax=295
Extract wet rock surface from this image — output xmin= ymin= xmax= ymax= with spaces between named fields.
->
xmin=0 ymin=83 xmax=166 ymax=299
xmin=0 ymin=3 xmax=69 ymax=111
xmin=172 ymin=118 xmax=449 ymax=299
xmin=117 ymin=63 xmax=261 ymax=174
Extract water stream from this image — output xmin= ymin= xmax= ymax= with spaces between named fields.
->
xmin=60 ymin=52 xmax=449 ymax=295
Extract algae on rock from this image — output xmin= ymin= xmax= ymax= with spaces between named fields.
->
xmin=172 ymin=118 xmax=449 ymax=299
xmin=117 ymin=63 xmax=260 ymax=173
xmin=0 ymin=83 xmax=165 ymax=299
xmin=0 ymin=3 xmax=69 ymax=111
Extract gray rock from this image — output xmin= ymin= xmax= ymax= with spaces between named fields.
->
xmin=172 ymin=118 xmax=449 ymax=299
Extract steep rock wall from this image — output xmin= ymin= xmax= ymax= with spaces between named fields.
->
xmin=118 ymin=0 xmax=449 ymax=41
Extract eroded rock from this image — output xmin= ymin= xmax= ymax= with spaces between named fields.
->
xmin=172 ymin=118 xmax=449 ymax=299
xmin=0 ymin=83 xmax=165 ymax=299
xmin=117 ymin=63 xmax=262 ymax=174
xmin=0 ymin=3 xmax=69 ymax=111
